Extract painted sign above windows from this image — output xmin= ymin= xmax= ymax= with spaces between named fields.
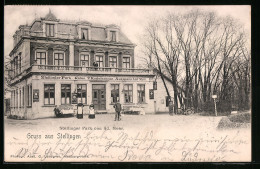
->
xmin=37 ymin=75 xmax=149 ymax=82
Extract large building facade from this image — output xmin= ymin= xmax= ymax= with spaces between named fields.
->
xmin=8 ymin=11 xmax=173 ymax=119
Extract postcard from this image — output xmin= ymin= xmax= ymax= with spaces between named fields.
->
xmin=4 ymin=5 xmax=251 ymax=162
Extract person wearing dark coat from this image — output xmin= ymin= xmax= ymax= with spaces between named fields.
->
xmin=113 ymin=101 xmax=122 ymax=121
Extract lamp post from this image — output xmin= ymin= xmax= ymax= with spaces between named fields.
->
xmin=212 ymin=95 xmax=217 ymax=116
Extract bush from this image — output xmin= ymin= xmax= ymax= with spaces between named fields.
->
xmin=217 ymin=101 xmax=232 ymax=116
xmin=228 ymin=112 xmax=250 ymax=123
xmin=217 ymin=112 xmax=251 ymax=129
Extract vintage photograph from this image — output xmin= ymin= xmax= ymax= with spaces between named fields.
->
xmin=4 ymin=5 xmax=251 ymax=162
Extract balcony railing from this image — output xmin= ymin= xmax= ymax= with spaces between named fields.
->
xmin=10 ymin=64 xmax=154 ymax=84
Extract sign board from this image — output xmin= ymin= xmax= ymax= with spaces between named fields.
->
xmin=71 ymin=93 xmax=78 ymax=104
xmin=212 ymin=95 xmax=217 ymax=99
xmin=33 ymin=89 xmax=39 ymax=102
xmin=149 ymin=89 xmax=154 ymax=99
xmin=38 ymin=75 xmax=149 ymax=82
xmin=153 ymin=81 xmax=157 ymax=90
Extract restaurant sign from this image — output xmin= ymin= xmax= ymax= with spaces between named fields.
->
xmin=39 ymin=75 xmax=148 ymax=81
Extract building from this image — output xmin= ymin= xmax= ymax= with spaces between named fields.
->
xmin=8 ymin=11 xmax=173 ymax=119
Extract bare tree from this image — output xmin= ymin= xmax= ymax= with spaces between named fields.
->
xmin=141 ymin=10 xmax=250 ymax=114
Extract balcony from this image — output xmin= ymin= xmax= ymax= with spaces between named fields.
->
xmin=10 ymin=64 xmax=154 ymax=84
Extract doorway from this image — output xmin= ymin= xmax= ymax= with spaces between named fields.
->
xmin=92 ymin=84 xmax=106 ymax=110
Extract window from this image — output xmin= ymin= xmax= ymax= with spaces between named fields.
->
xmin=109 ymin=56 xmax=117 ymax=68
xmin=110 ymin=31 xmax=116 ymax=41
xmin=11 ymin=61 xmax=14 ymax=77
xmin=16 ymin=89 xmax=18 ymax=108
xmin=77 ymin=84 xmax=87 ymax=104
xmin=54 ymin=53 xmax=64 ymax=66
xmin=18 ymin=54 xmax=21 ymax=74
xmin=46 ymin=24 xmax=54 ymax=37
xmin=95 ymin=55 xmax=103 ymax=67
xmin=80 ymin=54 xmax=89 ymax=67
xmin=14 ymin=56 xmax=18 ymax=76
xmin=28 ymin=85 xmax=32 ymax=107
xmin=44 ymin=84 xmax=55 ymax=105
xmin=124 ymin=84 xmax=133 ymax=103
xmin=36 ymin=52 xmax=46 ymax=65
xmin=111 ymin=84 xmax=119 ymax=103
xmin=22 ymin=87 xmax=24 ymax=107
xmin=123 ymin=57 xmax=130 ymax=69
xmin=81 ymin=29 xmax=88 ymax=40
xmin=19 ymin=89 xmax=21 ymax=108
xmin=61 ymin=84 xmax=71 ymax=104
xmin=137 ymin=84 xmax=145 ymax=103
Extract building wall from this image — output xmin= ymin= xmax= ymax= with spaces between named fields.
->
xmin=153 ymin=76 xmax=175 ymax=113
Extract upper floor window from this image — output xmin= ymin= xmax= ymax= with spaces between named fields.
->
xmin=46 ymin=24 xmax=54 ymax=37
xmin=109 ymin=56 xmax=117 ymax=68
xmin=95 ymin=55 xmax=103 ymax=67
xmin=80 ymin=54 xmax=89 ymax=67
xmin=54 ymin=53 xmax=64 ymax=66
xmin=81 ymin=29 xmax=89 ymax=40
xmin=36 ymin=52 xmax=46 ymax=65
xmin=18 ymin=54 xmax=21 ymax=74
xmin=110 ymin=31 xmax=116 ymax=41
xmin=123 ymin=57 xmax=130 ymax=69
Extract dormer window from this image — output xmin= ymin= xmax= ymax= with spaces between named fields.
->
xmin=46 ymin=24 xmax=54 ymax=37
xmin=110 ymin=31 xmax=116 ymax=41
xmin=81 ymin=28 xmax=89 ymax=40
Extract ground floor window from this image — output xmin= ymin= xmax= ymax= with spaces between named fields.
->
xmin=16 ymin=89 xmax=18 ymax=108
xmin=61 ymin=84 xmax=71 ymax=104
xmin=124 ymin=84 xmax=133 ymax=103
xmin=111 ymin=84 xmax=119 ymax=103
xmin=22 ymin=87 xmax=24 ymax=107
xmin=77 ymin=84 xmax=87 ymax=104
xmin=137 ymin=84 xmax=145 ymax=103
xmin=44 ymin=84 xmax=55 ymax=105
xmin=19 ymin=89 xmax=21 ymax=108
xmin=26 ymin=85 xmax=32 ymax=107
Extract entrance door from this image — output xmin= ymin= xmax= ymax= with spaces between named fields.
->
xmin=92 ymin=84 xmax=106 ymax=110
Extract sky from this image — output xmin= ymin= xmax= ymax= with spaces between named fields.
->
xmin=4 ymin=5 xmax=251 ymax=65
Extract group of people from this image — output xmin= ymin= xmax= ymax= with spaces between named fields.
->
xmin=86 ymin=100 xmax=122 ymax=121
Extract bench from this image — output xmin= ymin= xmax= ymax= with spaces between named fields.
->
xmin=122 ymin=105 xmax=145 ymax=115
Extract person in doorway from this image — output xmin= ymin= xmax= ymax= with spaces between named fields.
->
xmin=113 ymin=100 xmax=122 ymax=121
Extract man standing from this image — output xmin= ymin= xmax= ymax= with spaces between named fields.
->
xmin=113 ymin=100 xmax=122 ymax=121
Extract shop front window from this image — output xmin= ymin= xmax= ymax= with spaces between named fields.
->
xmin=111 ymin=84 xmax=119 ymax=103
xmin=44 ymin=84 xmax=55 ymax=105
xmin=77 ymin=84 xmax=87 ymax=104
xmin=61 ymin=84 xmax=71 ymax=104
xmin=137 ymin=84 xmax=145 ymax=103
xmin=124 ymin=84 xmax=133 ymax=103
